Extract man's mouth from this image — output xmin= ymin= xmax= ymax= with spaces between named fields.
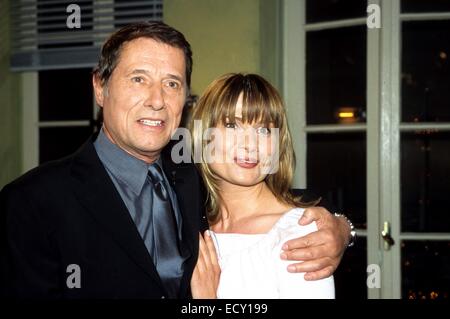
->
xmin=138 ymin=119 xmax=164 ymax=127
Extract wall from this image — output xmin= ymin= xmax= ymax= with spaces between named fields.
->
xmin=0 ymin=0 xmax=22 ymax=189
xmin=164 ymin=0 xmax=281 ymax=96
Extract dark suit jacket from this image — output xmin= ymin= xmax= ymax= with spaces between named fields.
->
xmin=0 ymin=136 xmax=208 ymax=299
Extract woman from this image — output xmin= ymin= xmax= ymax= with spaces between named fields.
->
xmin=189 ymin=73 xmax=335 ymax=299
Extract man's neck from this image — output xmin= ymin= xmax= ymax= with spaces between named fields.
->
xmin=102 ymin=126 xmax=160 ymax=164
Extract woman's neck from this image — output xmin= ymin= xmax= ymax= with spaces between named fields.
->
xmin=214 ymin=181 xmax=290 ymax=233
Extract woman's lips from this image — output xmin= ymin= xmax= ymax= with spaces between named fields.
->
xmin=234 ymin=157 xmax=258 ymax=169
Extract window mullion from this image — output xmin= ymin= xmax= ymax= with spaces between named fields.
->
xmin=379 ymin=0 xmax=402 ymax=299
xmin=367 ymin=0 xmax=382 ymax=300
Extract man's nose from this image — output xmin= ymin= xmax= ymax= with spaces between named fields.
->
xmin=145 ymin=83 xmax=165 ymax=111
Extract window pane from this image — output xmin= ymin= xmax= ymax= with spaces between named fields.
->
xmin=306 ymin=27 xmax=366 ymax=125
xmin=402 ymin=241 xmax=450 ymax=299
xmin=401 ymin=0 xmax=450 ymax=13
xmin=306 ymin=0 xmax=367 ymax=24
xmin=334 ymin=237 xmax=367 ymax=299
xmin=307 ymin=133 xmax=366 ymax=229
xmin=402 ymin=21 xmax=450 ymax=122
xmin=401 ymin=131 xmax=450 ymax=232
xmin=39 ymin=126 xmax=93 ymax=164
xmin=39 ymin=68 xmax=93 ymax=121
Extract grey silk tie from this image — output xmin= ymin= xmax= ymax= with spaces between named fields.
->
xmin=147 ymin=162 xmax=184 ymax=298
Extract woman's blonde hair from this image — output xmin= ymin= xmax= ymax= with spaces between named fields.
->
xmin=190 ymin=73 xmax=316 ymax=224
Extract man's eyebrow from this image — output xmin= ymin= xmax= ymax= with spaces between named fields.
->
xmin=166 ymin=73 xmax=184 ymax=83
xmin=128 ymin=69 xmax=150 ymax=76
xmin=127 ymin=70 xmax=184 ymax=83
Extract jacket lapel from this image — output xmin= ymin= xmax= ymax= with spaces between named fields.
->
xmin=69 ymin=137 xmax=165 ymax=291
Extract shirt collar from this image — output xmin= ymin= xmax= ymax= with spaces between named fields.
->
xmin=94 ymin=128 xmax=161 ymax=195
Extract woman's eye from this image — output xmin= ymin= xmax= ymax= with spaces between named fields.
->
xmin=256 ymin=127 xmax=271 ymax=135
xmin=225 ymin=122 xmax=236 ymax=129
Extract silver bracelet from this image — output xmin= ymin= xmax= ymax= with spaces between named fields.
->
xmin=334 ymin=213 xmax=356 ymax=248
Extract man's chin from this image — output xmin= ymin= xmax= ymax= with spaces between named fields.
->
xmin=136 ymin=141 xmax=169 ymax=154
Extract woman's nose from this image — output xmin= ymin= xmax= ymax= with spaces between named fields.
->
xmin=237 ymin=128 xmax=258 ymax=152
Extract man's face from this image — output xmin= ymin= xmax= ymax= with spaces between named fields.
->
xmin=93 ymin=37 xmax=187 ymax=163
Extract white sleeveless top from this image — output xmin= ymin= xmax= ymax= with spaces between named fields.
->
xmin=210 ymin=208 xmax=335 ymax=299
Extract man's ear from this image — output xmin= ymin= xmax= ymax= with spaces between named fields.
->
xmin=93 ymin=73 xmax=105 ymax=107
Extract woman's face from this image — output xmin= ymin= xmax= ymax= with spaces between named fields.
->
xmin=205 ymin=93 xmax=278 ymax=188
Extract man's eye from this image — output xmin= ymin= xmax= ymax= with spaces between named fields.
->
xmin=132 ymin=76 xmax=144 ymax=83
xmin=225 ymin=122 xmax=236 ymax=129
xmin=166 ymin=81 xmax=180 ymax=89
xmin=256 ymin=127 xmax=271 ymax=135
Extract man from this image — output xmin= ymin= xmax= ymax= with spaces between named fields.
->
xmin=0 ymin=22 xmax=352 ymax=298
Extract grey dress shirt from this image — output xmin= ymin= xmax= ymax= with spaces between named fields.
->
xmin=93 ymin=129 xmax=183 ymax=258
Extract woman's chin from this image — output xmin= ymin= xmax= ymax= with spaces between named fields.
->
xmin=228 ymin=176 xmax=265 ymax=188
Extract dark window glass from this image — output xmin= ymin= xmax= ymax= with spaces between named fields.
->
xmin=307 ymin=133 xmax=366 ymax=229
xmin=114 ymin=0 xmax=162 ymax=28
xmin=39 ymin=126 xmax=93 ymax=164
xmin=402 ymin=0 xmax=450 ymax=13
xmin=334 ymin=237 xmax=367 ymax=299
xmin=402 ymin=241 xmax=450 ymax=299
xmin=402 ymin=21 xmax=450 ymax=122
xmin=39 ymin=68 xmax=93 ymax=121
xmin=37 ymin=0 xmax=93 ymax=49
xmin=306 ymin=0 xmax=367 ymax=24
xmin=306 ymin=27 xmax=366 ymax=125
xmin=401 ymin=131 xmax=450 ymax=232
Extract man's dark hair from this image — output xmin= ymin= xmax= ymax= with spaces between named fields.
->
xmin=93 ymin=21 xmax=193 ymax=90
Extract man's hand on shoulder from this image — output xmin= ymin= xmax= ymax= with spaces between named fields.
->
xmin=280 ymin=206 xmax=351 ymax=280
